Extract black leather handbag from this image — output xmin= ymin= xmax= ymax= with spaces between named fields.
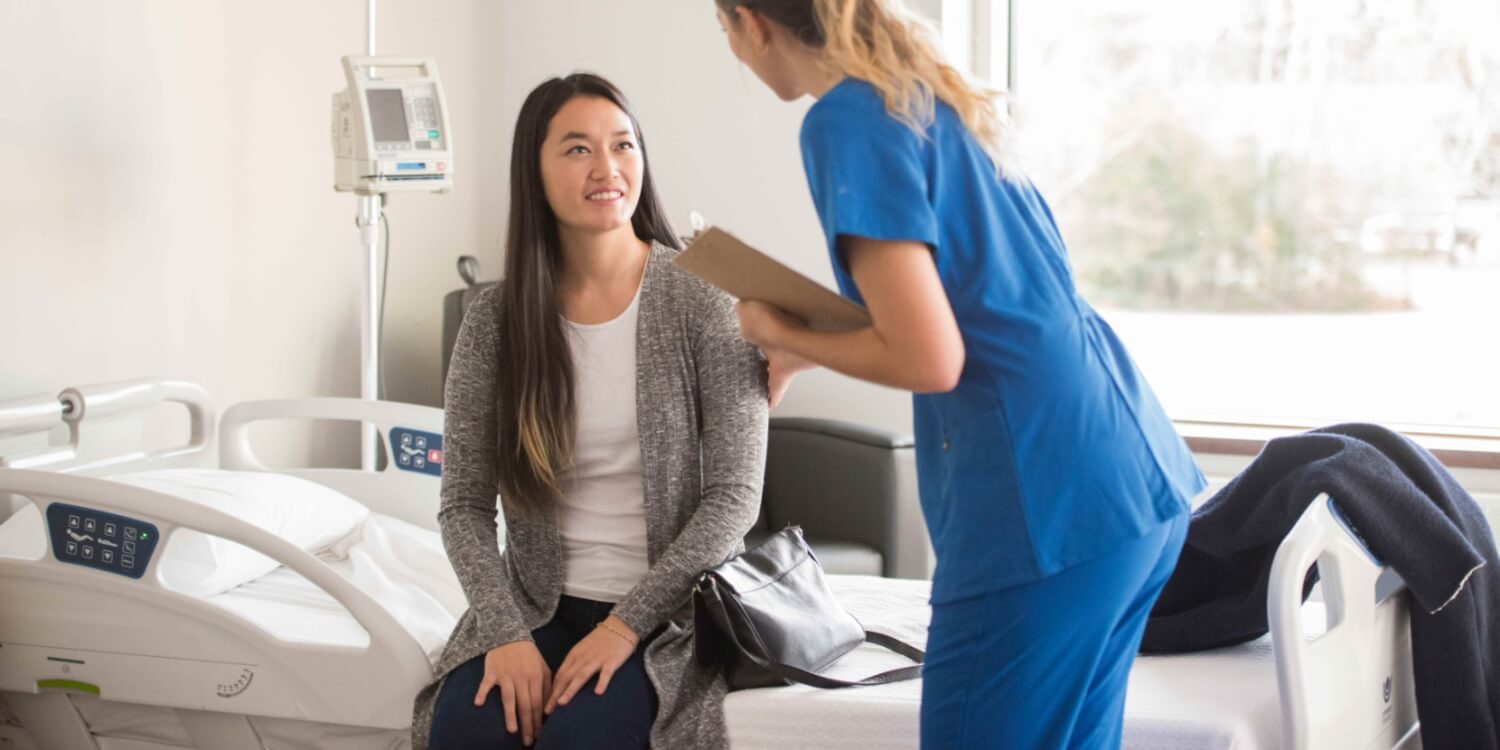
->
xmin=692 ymin=526 xmax=925 ymax=690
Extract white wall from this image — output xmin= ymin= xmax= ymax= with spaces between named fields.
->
xmin=1 ymin=0 xmax=917 ymax=469
xmin=0 ymin=1 xmax=498 ymax=465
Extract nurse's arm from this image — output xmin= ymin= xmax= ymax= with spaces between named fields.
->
xmin=739 ymin=236 xmax=964 ymax=393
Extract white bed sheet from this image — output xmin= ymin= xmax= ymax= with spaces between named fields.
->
xmin=724 ymin=575 xmax=1326 ymax=750
xmin=203 ymin=512 xmax=467 ymax=665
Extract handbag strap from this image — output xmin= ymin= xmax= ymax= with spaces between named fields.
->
xmin=709 ymin=587 xmax=925 ymax=688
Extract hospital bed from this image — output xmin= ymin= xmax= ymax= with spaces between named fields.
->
xmin=0 ymin=379 xmax=1422 ymax=749
xmin=726 ymin=495 xmax=1423 ymax=750
xmin=0 ymin=378 xmax=460 ymax=749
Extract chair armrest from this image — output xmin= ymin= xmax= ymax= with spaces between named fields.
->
xmin=766 ymin=418 xmax=915 ymax=450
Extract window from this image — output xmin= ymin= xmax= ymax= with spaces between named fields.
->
xmin=970 ymin=0 xmax=1499 ymax=431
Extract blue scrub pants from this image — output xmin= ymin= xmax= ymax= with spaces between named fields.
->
xmin=920 ymin=512 xmax=1188 ymax=749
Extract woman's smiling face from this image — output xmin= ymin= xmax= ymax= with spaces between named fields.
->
xmin=539 ymin=95 xmax=644 ymax=236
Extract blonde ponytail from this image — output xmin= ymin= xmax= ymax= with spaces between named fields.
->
xmin=719 ymin=0 xmax=1018 ymax=176
xmin=814 ymin=0 xmax=1016 ymax=176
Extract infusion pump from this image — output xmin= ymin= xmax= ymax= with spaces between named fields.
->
xmin=332 ymin=56 xmax=453 ymax=195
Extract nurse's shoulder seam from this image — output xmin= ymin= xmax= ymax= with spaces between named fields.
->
xmin=805 ymin=84 xmax=934 ymax=155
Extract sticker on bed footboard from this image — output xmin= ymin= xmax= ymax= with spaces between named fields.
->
xmin=390 ymin=427 xmax=443 ymax=477
xmin=46 ymin=503 xmax=160 ymax=579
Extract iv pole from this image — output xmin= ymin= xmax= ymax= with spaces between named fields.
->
xmin=356 ymin=0 xmax=382 ymax=471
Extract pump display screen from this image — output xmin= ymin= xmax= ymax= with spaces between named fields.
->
xmin=367 ymin=89 xmax=409 ymax=143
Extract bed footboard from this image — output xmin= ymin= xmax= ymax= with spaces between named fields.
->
xmin=1269 ymin=493 xmax=1420 ymax=749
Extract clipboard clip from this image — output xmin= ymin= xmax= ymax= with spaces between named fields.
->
xmin=680 ymin=210 xmax=711 ymax=245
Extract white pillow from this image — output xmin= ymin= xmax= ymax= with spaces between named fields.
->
xmin=0 ymin=503 xmax=46 ymax=560
xmin=108 ymin=469 xmax=370 ymax=596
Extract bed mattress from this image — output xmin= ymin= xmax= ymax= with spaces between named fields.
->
xmin=724 ymin=575 xmax=1324 ymax=750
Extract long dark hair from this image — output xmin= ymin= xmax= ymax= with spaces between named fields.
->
xmin=496 ymin=72 xmax=681 ymax=517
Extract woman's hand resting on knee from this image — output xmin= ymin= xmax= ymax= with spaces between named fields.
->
xmin=475 ymin=640 xmax=553 ymax=747
xmin=545 ymin=615 xmax=638 ymax=715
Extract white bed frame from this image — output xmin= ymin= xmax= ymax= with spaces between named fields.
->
xmin=0 ymin=378 xmax=449 ymax=750
xmin=0 ymin=378 xmax=1424 ymax=750
xmin=1269 ymin=495 xmax=1421 ymax=749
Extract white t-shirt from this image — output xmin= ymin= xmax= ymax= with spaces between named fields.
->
xmin=556 ymin=282 xmax=649 ymax=603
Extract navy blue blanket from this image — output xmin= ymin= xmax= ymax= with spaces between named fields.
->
xmin=1140 ymin=423 xmax=1498 ymax=749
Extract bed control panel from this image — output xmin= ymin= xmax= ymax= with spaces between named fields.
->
xmin=390 ymin=427 xmax=443 ymax=477
xmin=46 ymin=503 xmax=160 ymax=579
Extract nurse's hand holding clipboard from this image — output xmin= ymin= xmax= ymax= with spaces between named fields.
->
xmin=735 ymin=235 xmax=966 ymax=398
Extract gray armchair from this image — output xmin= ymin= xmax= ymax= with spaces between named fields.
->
xmin=747 ymin=417 xmax=930 ymax=579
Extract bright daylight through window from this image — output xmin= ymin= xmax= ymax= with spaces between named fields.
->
xmin=994 ymin=0 xmax=1500 ymax=432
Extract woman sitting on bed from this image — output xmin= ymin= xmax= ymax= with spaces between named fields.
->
xmin=413 ymin=73 xmax=770 ymax=750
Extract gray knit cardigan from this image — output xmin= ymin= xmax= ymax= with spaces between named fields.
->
xmin=411 ymin=245 xmax=769 ymax=748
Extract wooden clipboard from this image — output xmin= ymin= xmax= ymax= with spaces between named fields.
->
xmin=673 ymin=227 xmax=872 ymax=332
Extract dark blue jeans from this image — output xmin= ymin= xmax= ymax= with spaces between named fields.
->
xmin=429 ymin=596 xmax=657 ymax=750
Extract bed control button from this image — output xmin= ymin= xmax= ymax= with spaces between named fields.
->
xmin=65 ymin=541 xmax=78 ymax=556
xmin=401 ymin=433 xmax=413 ymax=447
xmin=415 ymin=436 xmax=427 ymax=450
xmin=84 ymin=518 xmax=96 ymax=533
xmin=103 ymin=523 xmax=117 ymax=537
xmin=68 ymin=515 xmax=81 ymax=529
xmin=124 ymin=541 xmax=136 ymax=554
xmin=121 ymin=555 xmax=135 ymax=570
xmin=81 ymin=546 xmax=94 ymax=560
xmin=101 ymin=549 xmax=115 ymax=564
xmin=124 ymin=527 xmax=137 ymax=540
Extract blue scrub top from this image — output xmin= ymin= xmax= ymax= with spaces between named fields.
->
xmin=800 ymin=79 xmax=1205 ymax=604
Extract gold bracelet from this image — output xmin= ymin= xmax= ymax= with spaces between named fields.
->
xmin=597 ymin=619 xmax=638 ymax=646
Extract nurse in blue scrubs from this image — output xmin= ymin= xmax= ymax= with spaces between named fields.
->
xmin=714 ymin=1 xmax=1207 ymax=747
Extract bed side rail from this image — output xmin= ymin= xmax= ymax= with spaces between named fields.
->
xmin=220 ymin=397 xmax=445 ymax=532
xmin=0 ymin=378 xmax=213 ymax=473
xmin=1269 ymin=493 xmax=1420 ymax=750
xmin=0 ymin=467 xmax=432 ymax=687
